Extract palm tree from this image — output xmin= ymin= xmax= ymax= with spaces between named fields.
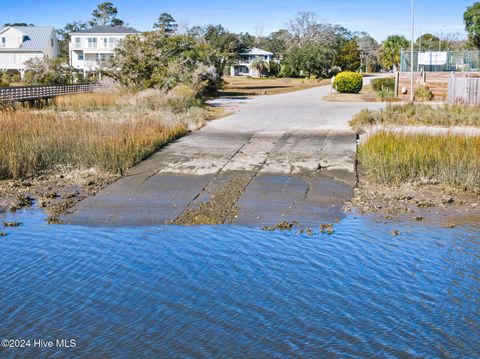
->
xmin=378 ymin=35 xmax=410 ymax=71
xmin=251 ymin=58 xmax=269 ymax=77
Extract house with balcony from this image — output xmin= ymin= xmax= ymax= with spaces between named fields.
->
xmin=69 ymin=25 xmax=140 ymax=75
xmin=0 ymin=26 xmax=60 ymax=78
xmin=230 ymin=47 xmax=274 ymax=77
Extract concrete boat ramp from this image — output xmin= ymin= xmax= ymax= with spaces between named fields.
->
xmin=66 ymin=83 xmax=386 ymax=227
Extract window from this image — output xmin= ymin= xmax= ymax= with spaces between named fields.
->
xmin=108 ymin=37 xmax=117 ymax=48
xmin=75 ymin=37 xmax=81 ymax=48
xmin=78 ymin=53 xmax=84 ymax=61
xmin=51 ymin=38 xmax=54 ymax=47
xmin=103 ymin=37 xmax=108 ymax=48
xmin=96 ymin=53 xmax=106 ymax=62
xmin=1 ymin=37 xmax=5 ymax=48
xmin=87 ymin=37 xmax=97 ymax=48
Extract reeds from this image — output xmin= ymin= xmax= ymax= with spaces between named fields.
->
xmin=0 ymin=110 xmax=187 ymax=179
xmin=358 ymin=131 xmax=480 ymax=191
xmin=53 ymin=90 xmax=127 ymax=111
xmin=350 ymin=103 xmax=480 ymax=132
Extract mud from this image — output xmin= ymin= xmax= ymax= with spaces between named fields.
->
xmin=0 ymin=167 xmax=118 ymax=223
xmin=346 ymin=169 xmax=480 ymax=224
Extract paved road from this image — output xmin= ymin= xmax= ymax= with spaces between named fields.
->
xmin=66 ymin=81 xmax=386 ymax=227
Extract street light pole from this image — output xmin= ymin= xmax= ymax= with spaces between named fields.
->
xmin=410 ymin=0 xmax=415 ymax=102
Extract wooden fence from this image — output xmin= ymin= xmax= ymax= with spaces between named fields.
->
xmin=448 ymin=76 xmax=480 ymax=105
xmin=0 ymin=84 xmax=99 ymax=103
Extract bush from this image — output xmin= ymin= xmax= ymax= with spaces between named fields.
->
xmin=414 ymin=85 xmax=434 ymax=101
xmin=24 ymin=57 xmax=74 ymax=85
xmin=371 ymin=77 xmax=395 ymax=92
xmin=334 ymin=71 xmax=363 ymax=94
xmin=1 ymin=72 xmax=10 ymax=87
xmin=10 ymin=73 xmax=20 ymax=83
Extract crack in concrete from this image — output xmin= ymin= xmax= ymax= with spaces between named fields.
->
xmin=173 ymin=133 xmax=281 ymax=225
xmin=172 ymin=133 xmax=256 ymax=222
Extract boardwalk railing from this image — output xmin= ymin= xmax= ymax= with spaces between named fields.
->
xmin=448 ymin=76 xmax=480 ymax=105
xmin=0 ymin=84 xmax=100 ymax=103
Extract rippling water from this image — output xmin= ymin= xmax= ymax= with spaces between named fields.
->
xmin=0 ymin=209 xmax=479 ymax=358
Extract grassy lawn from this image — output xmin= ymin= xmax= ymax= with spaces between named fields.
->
xmin=359 ymin=131 xmax=480 ymax=192
xmin=218 ymin=76 xmax=330 ymax=98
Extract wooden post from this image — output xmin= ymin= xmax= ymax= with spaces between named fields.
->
xmin=394 ymin=71 xmax=400 ymax=98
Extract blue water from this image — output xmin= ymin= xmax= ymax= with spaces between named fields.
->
xmin=0 ymin=210 xmax=479 ymax=358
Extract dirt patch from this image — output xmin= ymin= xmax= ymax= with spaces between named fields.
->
xmin=0 ymin=167 xmax=119 ymax=223
xmin=322 ymin=84 xmax=383 ymax=102
xmin=219 ymin=76 xmax=329 ymax=98
xmin=174 ymin=176 xmax=252 ymax=225
xmin=345 ymin=169 xmax=480 ymax=224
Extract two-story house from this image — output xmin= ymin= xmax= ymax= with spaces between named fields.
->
xmin=230 ymin=47 xmax=274 ymax=77
xmin=69 ymin=25 xmax=140 ymax=75
xmin=0 ymin=26 xmax=60 ymax=78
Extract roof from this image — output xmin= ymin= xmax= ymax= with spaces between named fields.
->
xmin=240 ymin=47 xmax=273 ymax=56
xmin=71 ymin=25 xmax=141 ymax=34
xmin=0 ymin=26 xmax=55 ymax=52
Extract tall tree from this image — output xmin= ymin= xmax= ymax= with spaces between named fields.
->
xmin=464 ymin=2 xmax=480 ymax=48
xmin=201 ymin=25 xmax=248 ymax=75
xmin=90 ymin=2 xmax=124 ymax=27
xmin=416 ymin=33 xmax=442 ymax=51
xmin=154 ymin=13 xmax=178 ymax=34
xmin=354 ymin=32 xmax=380 ymax=72
xmin=335 ymin=39 xmax=361 ymax=71
xmin=258 ymin=29 xmax=291 ymax=59
xmin=378 ymin=35 xmax=409 ymax=70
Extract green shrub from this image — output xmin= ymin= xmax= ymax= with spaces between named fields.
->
xmin=371 ymin=77 xmax=395 ymax=92
xmin=334 ymin=71 xmax=363 ymax=94
xmin=414 ymin=85 xmax=434 ymax=101
xmin=377 ymin=88 xmax=396 ymax=102
xmin=1 ymin=72 xmax=10 ymax=87
xmin=10 ymin=73 xmax=20 ymax=83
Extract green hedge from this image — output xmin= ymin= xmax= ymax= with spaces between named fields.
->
xmin=334 ymin=71 xmax=363 ymax=94
xmin=371 ymin=77 xmax=395 ymax=92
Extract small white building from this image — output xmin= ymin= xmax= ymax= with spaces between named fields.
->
xmin=230 ymin=47 xmax=274 ymax=77
xmin=0 ymin=26 xmax=60 ymax=78
xmin=69 ymin=25 xmax=140 ymax=74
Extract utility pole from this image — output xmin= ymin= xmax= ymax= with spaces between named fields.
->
xmin=410 ymin=0 xmax=415 ymax=102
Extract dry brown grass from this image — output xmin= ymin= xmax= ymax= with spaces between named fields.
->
xmin=0 ymin=110 xmax=187 ymax=179
xmin=0 ymin=87 xmax=217 ymax=180
xmin=359 ymin=131 xmax=480 ymax=192
xmin=350 ymin=103 xmax=480 ymax=132
xmin=322 ymin=84 xmax=398 ymax=102
xmin=219 ymin=76 xmax=329 ymax=98
xmin=53 ymin=90 xmax=127 ymax=111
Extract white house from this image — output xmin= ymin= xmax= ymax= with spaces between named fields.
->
xmin=230 ymin=47 xmax=274 ymax=77
xmin=0 ymin=26 xmax=60 ymax=78
xmin=69 ymin=25 xmax=140 ymax=74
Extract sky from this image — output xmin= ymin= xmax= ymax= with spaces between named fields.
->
xmin=0 ymin=0 xmax=474 ymax=41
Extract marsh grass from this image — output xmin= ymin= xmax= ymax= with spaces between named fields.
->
xmin=350 ymin=103 xmax=480 ymax=132
xmin=53 ymin=91 xmax=127 ymax=111
xmin=0 ymin=87 xmax=214 ymax=180
xmin=0 ymin=110 xmax=187 ymax=179
xmin=359 ymin=132 xmax=480 ymax=191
